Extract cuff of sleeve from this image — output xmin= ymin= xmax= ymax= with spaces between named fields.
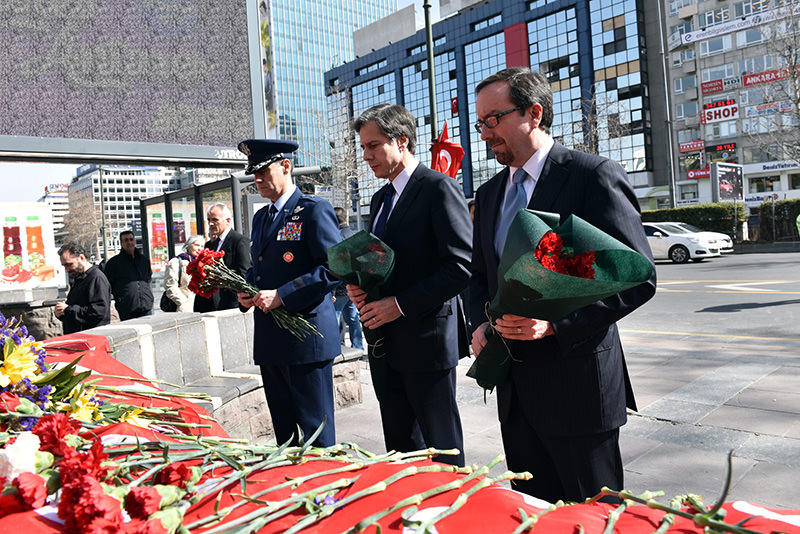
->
xmin=394 ymin=297 xmax=405 ymax=317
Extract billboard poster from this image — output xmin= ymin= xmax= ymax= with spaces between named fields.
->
xmin=713 ymin=163 xmax=744 ymax=202
xmin=1 ymin=203 xmax=62 ymax=293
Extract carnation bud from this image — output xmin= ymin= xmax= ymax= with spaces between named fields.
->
xmin=34 ymin=451 xmax=53 ymax=472
xmin=154 ymin=484 xmax=185 ymax=507
xmin=149 ymin=507 xmax=183 ymax=534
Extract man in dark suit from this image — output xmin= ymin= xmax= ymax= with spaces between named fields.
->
xmin=194 ymin=203 xmax=250 ymax=312
xmin=237 ymin=139 xmax=341 ymax=447
xmin=347 ymin=104 xmax=472 ymax=466
xmin=469 ymin=67 xmax=656 ymax=502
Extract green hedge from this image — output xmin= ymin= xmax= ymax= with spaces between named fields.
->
xmin=641 ymin=202 xmax=747 ymax=237
xmin=757 ymin=197 xmax=800 ymax=241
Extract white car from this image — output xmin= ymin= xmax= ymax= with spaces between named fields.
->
xmin=671 ymin=222 xmax=734 ymax=253
xmin=642 ymin=222 xmax=721 ymax=263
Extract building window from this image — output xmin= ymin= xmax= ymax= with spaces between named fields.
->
xmin=748 ymin=176 xmax=777 ymax=193
xmin=674 ymin=75 xmax=697 ymax=94
xmin=735 ymin=0 xmax=770 ymax=17
xmin=672 ymin=48 xmax=694 ymax=67
xmin=670 ymin=0 xmax=694 ymax=16
xmin=739 ymin=54 xmax=775 ymax=75
xmin=700 ymin=8 xmax=729 ymax=28
xmin=706 ymin=119 xmax=737 ymax=139
xmin=790 ymin=173 xmax=800 ymax=189
xmin=702 ymin=63 xmax=736 ymax=83
xmin=737 ymin=28 xmax=764 ymax=47
xmin=472 ymin=14 xmax=502 ymax=32
xmin=679 ymin=183 xmax=699 ymax=200
xmin=676 ymin=101 xmax=698 ymax=119
xmin=670 ymin=22 xmax=692 ymax=38
xmin=677 ymin=128 xmax=700 ymax=143
xmin=700 ymin=35 xmax=732 ymax=57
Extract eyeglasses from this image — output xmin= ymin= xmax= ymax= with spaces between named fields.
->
xmin=473 ymin=107 xmax=521 ymax=133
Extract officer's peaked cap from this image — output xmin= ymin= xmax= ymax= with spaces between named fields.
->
xmin=237 ymin=139 xmax=299 ymax=174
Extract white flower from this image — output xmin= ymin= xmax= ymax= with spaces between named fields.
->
xmin=0 ymin=432 xmax=41 ymax=479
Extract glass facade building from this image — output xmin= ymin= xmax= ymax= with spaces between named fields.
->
xmin=269 ymin=0 xmax=395 ymax=167
xmin=325 ymin=0 xmax=669 ymax=213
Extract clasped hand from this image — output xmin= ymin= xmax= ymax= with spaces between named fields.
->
xmin=238 ymin=290 xmax=283 ymax=314
xmin=470 ymin=314 xmax=554 ymax=356
xmin=346 ymin=284 xmax=400 ymax=330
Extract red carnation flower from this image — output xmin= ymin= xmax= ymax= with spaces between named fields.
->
xmin=13 ymin=472 xmax=47 ymax=510
xmin=153 ymin=463 xmax=192 ymax=489
xmin=0 ymin=392 xmax=21 ymax=413
xmin=534 ymin=231 xmax=596 ymax=280
xmin=60 ymin=475 xmax=124 ymax=534
xmin=125 ymin=486 xmax=162 ymax=520
xmin=32 ymin=412 xmax=82 ymax=457
xmin=60 ymin=438 xmax=112 ymax=482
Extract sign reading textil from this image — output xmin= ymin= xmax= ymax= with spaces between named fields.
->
xmin=679 ymin=140 xmax=705 ymax=152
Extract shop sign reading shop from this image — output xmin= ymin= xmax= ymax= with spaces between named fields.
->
xmin=701 ymin=98 xmax=738 ymax=124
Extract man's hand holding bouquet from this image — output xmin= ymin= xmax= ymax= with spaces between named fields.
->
xmin=468 ymin=210 xmax=654 ymax=393
xmin=327 ymin=231 xmax=396 ymax=358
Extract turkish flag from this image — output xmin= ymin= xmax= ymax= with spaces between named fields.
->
xmin=431 ymin=122 xmax=465 ymax=178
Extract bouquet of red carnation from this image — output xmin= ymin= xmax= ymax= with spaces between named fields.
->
xmin=187 ymin=249 xmax=321 ymax=340
xmin=467 ymin=210 xmax=653 ymax=393
xmin=326 ymin=231 xmax=396 ymax=358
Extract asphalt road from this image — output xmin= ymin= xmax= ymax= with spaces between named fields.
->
xmin=619 ymin=252 xmax=800 ymax=345
xmin=340 ymin=252 xmax=800 ymax=507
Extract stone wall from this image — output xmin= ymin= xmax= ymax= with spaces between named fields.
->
xmin=81 ymin=309 xmax=363 ymax=443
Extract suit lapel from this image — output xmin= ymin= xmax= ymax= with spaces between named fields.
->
xmin=483 ymin=167 xmax=509 ymax=264
xmin=384 ymin=166 xmax=425 ymax=237
xmin=529 ymin=141 xmax=571 ymax=211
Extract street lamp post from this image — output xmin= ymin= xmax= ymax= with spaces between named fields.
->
xmin=98 ymin=165 xmax=109 ymax=264
xmin=423 ymin=0 xmax=438 ymax=144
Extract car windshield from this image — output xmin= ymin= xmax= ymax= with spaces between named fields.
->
xmin=678 ymin=223 xmax=702 ymax=232
xmin=659 ymin=223 xmax=690 ymax=234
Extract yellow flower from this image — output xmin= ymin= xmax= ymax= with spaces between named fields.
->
xmin=0 ymin=342 xmax=42 ymax=387
xmin=57 ymin=385 xmax=101 ymax=423
xmin=120 ymin=408 xmax=151 ymax=428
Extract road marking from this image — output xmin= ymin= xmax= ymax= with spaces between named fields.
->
xmin=658 ymin=288 xmax=800 ymax=294
xmin=622 ymin=329 xmax=800 ymax=343
xmin=707 ymin=281 xmax=788 ymax=292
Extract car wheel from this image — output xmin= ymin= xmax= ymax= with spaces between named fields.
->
xmin=669 ymin=245 xmax=690 ymax=264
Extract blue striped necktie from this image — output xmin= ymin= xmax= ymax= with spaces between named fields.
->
xmin=494 ymin=168 xmax=528 ymax=257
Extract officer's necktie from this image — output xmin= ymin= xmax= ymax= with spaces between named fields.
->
xmin=264 ymin=204 xmax=278 ymax=234
xmin=373 ymin=185 xmax=395 ymax=239
xmin=494 ymin=168 xmax=529 ymax=257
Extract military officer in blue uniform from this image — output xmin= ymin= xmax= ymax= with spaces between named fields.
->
xmin=237 ymin=139 xmax=342 ymax=447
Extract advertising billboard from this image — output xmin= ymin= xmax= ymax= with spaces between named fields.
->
xmin=712 ymin=162 xmax=744 ymax=202
xmin=1 ymin=203 xmax=63 ymax=302
xmin=0 ymin=0 xmax=265 ymax=165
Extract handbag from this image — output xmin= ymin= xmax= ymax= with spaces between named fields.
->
xmin=159 ymin=258 xmax=182 ymax=312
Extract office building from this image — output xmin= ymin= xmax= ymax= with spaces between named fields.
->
xmin=67 ymin=165 xmax=184 ymax=259
xmin=665 ymin=0 xmax=800 ymax=215
xmin=325 ymin=0 xmax=672 ymax=212
xmin=37 ymin=183 xmax=70 ymax=234
xmin=267 ymin=0 xmax=396 ymax=167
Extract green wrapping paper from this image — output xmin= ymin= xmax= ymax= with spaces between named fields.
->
xmin=327 ymin=231 xmax=396 ymax=358
xmin=467 ymin=210 xmax=653 ymax=392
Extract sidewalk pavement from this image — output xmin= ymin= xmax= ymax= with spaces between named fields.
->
xmin=335 ymin=333 xmax=800 ymax=509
